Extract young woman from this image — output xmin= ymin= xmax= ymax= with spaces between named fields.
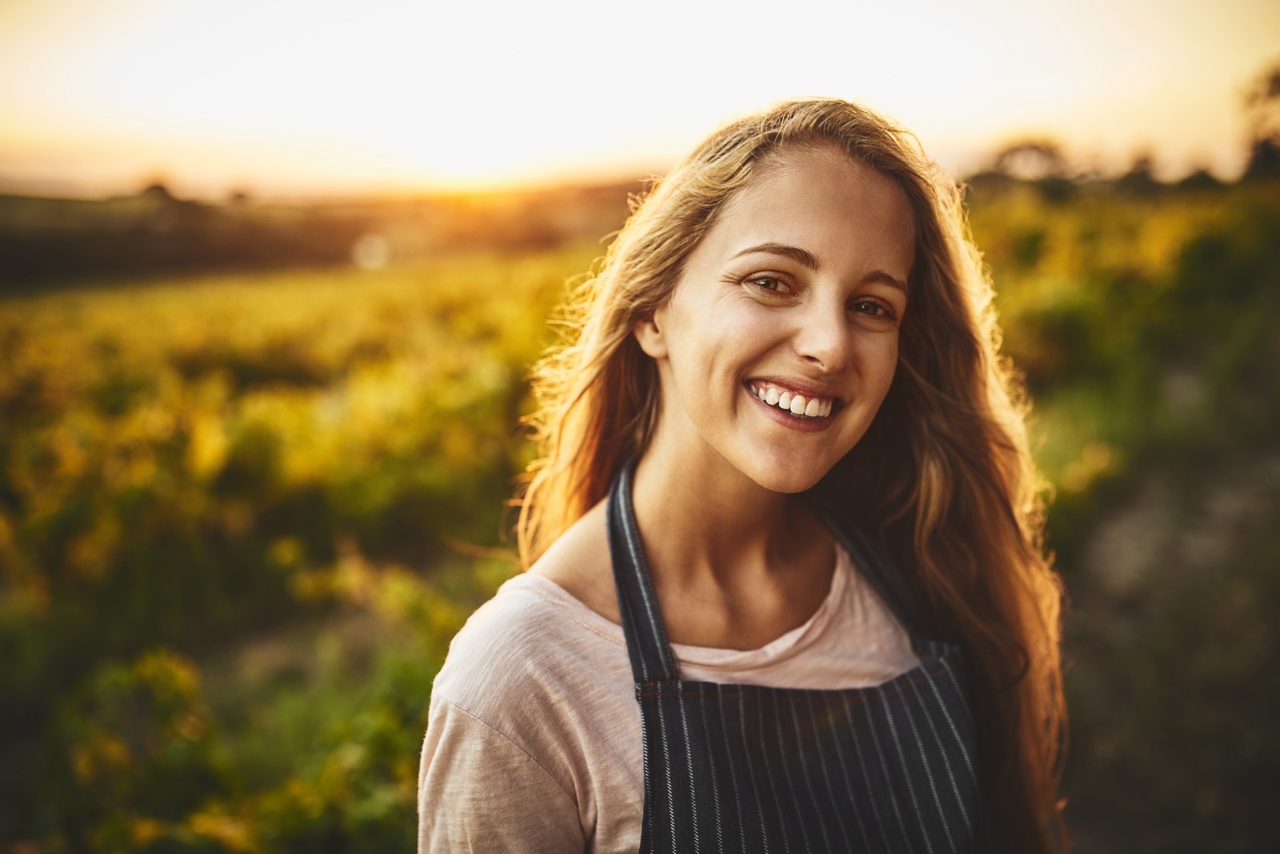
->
xmin=418 ymin=99 xmax=1066 ymax=854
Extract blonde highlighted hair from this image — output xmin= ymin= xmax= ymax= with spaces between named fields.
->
xmin=517 ymin=98 xmax=1065 ymax=852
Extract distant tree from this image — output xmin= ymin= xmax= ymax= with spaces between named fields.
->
xmin=1176 ymin=168 xmax=1224 ymax=192
xmin=1243 ymin=58 xmax=1280 ymax=181
xmin=993 ymin=140 xmax=1069 ymax=181
xmin=1116 ymin=153 xmax=1162 ymax=196
xmin=970 ymin=139 xmax=1077 ymax=201
xmin=141 ymin=181 xmax=175 ymax=202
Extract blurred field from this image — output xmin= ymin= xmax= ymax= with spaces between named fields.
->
xmin=2 ymin=179 xmax=1279 ymax=852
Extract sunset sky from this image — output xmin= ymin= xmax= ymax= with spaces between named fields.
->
xmin=1 ymin=0 xmax=1277 ymax=198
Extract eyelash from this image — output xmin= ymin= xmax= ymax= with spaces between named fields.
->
xmin=744 ymin=275 xmax=898 ymax=320
xmin=747 ymin=275 xmax=788 ymax=293
xmin=852 ymin=298 xmax=896 ymax=320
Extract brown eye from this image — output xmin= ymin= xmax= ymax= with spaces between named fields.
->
xmin=749 ymin=276 xmax=785 ymax=292
xmin=852 ymin=299 xmax=895 ymax=319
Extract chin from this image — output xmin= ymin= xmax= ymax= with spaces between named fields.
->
xmin=741 ymin=452 xmax=838 ymax=495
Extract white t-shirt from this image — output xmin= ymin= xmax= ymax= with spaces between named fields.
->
xmin=417 ymin=547 xmax=920 ymax=853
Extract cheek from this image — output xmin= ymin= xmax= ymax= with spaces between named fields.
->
xmin=671 ymin=299 xmax=775 ymax=369
xmin=857 ymin=334 xmax=900 ymax=392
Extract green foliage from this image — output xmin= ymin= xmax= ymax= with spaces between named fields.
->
xmin=1065 ymin=472 xmax=1280 ymax=852
xmin=50 ymin=649 xmax=226 ymax=851
xmin=41 ymin=574 xmax=465 ymax=853
xmin=970 ymin=184 xmax=1280 ymax=522
xmin=969 ymin=182 xmax=1280 ymax=850
xmin=0 ymin=246 xmax=588 ymax=847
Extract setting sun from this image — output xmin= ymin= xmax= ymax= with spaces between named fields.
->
xmin=1 ymin=0 xmax=1278 ymax=197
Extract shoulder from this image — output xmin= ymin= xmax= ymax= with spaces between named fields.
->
xmin=418 ymin=701 xmax=584 ymax=852
xmin=425 ymin=568 xmax=641 ymax=838
xmin=431 ymin=569 xmax=631 ymax=741
xmin=422 ymin=600 xmax=595 ymax=851
xmin=528 ymin=499 xmax=621 ymax=625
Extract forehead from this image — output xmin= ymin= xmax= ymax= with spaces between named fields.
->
xmin=696 ymin=143 xmax=916 ymax=276
xmin=729 ymin=144 xmax=914 ymax=229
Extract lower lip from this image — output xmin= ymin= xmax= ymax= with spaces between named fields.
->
xmin=745 ymin=386 xmax=836 ymax=434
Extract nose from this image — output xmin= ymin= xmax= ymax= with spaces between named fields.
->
xmin=792 ymin=294 xmax=853 ymax=372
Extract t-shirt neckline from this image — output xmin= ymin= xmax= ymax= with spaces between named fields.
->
xmin=516 ymin=547 xmax=852 ymax=672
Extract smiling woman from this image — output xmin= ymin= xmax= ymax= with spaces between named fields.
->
xmin=417 ymin=99 xmax=1066 ymax=854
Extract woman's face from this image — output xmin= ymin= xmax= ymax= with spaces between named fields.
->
xmin=635 ymin=143 xmax=915 ymax=494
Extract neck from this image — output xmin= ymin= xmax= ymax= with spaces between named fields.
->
xmin=625 ymin=428 xmax=837 ymax=649
xmin=630 ymin=431 xmax=826 ymax=590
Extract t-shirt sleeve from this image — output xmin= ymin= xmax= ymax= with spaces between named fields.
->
xmin=418 ymin=692 xmax=584 ymax=854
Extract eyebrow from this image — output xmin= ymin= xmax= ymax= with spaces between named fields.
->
xmin=729 ymin=241 xmax=910 ymax=293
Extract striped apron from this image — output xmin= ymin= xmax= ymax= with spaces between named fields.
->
xmin=606 ymin=465 xmax=986 ymax=853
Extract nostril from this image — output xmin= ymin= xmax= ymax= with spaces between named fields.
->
xmin=792 ymin=316 xmax=853 ymax=370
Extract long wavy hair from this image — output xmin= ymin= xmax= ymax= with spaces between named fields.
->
xmin=516 ymin=98 xmax=1066 ymax=853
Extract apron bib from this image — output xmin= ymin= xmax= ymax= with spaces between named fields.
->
xmin=606 ymin=464 xmax=986 ymax=854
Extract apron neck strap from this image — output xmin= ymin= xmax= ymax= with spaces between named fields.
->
xmin=607 ymin=461 xmax=680 ymax=684
xmin=606 ymin=462 xmax=929 ymax=684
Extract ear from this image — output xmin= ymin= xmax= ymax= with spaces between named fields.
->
xmin=633 ymin=305 xmax=669 ymax=359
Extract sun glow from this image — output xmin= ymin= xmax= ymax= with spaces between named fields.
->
xmin=1 ymin=0 xmax=1277 ymax=197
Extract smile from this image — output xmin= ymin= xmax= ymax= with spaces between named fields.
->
xmin=746 ymin=381 xmax=836 ymax=419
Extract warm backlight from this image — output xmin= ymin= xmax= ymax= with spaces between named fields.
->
xmin=0 ymin=0 xmax=1277 ymax=196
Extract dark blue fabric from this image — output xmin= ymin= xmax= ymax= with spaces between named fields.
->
xmin=607 ymin=464 xmax=987 ymax=854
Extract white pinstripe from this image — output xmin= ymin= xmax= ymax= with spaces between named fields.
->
xmin=713 ymin=688 xmax=739 ymax=854
xmin=941 ymin=665 xmax=979 ymax=740
xmin=927 ymin=671 xmax=976 ymax=780
xmin=843 ymin=697 xmax=892 ymax=847
xmin=676 ymin=686 xmax=702 ymax=854
xmin=755 ymin=695 xmax=794 ymax=854
xmin=879 ymin=686 xmax=935 ymax=854
xmin=790 ymin=697 xmax=840 ymax=852
xmin=793 ymin=696 xmax=844 ymax=854
xmin=823 ymin=691 xmax=875 ymax=852
xmin=863 ymin=698 xmax=911 ymax=853
xmin=738 ymin=692 xmax=773 ymax=854
xmin=910 ymin=677 xmax=971 ymax=835
xmin=619 ymin=490 xmax=671 ymax=681
xmin=772 ymin=693 xmax=816 ymax=853
xmin=649 ymin=691 xmax=679 ymax=853
xmin=639 ymin=709 xmax=657 ymax=847
xmin=898 ymin=685 xmax=959 ymax=853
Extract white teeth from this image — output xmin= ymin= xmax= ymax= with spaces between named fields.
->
xmin=749 ymin=383 xmax=834 ymax=419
